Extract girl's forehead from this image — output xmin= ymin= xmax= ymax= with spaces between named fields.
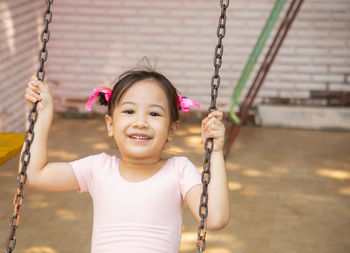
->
xmin=119 ymin=80 xmax=169 ymax=105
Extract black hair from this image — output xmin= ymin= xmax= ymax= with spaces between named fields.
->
xmin=99 ymin=68 xmax=179 ymax=124
xmin=98 ymin=92 xmax=108 ymax=106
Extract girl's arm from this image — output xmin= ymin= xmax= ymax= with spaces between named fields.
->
xmin=19 ymin=76 xmax=79 ymax=192
xmin=185 ymin=111 xmax=230 ymax=231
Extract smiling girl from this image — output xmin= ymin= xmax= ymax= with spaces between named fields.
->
xmin=23 ymin=68 xmax=230 ymax=252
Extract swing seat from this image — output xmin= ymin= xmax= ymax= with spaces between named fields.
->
xmin=0 ymin=132 xmax=24 ymax=165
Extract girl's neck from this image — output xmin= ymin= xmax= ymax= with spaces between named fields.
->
xmin=119 ymin=157 xmax=165 ymax=171
xmin=118 ymin=157 xmax=167 ymax=182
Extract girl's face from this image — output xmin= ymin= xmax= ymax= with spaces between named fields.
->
xmin=105 ymin=79 xmax=177 ymax=162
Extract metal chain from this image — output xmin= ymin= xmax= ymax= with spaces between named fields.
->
xmin=6 ymin=1 xmax=54 ymax=252
xmin=197 ymin=0 xmax=229 ymax=252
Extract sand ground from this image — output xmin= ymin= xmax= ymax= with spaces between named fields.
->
xmin=1 ymin=116 xmax=350 ymax=253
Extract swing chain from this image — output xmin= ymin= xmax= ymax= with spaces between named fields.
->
xmin=197 ymin=0 xmax=229 ymax=252
xmin=37 ymin=0 xmax=54 ymax=81
xmin=6 ymin=1 xmax=53 ymax=252
xmin=209 ymin=0 xmax=229 ymax=113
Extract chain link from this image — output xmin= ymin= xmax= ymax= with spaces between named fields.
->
xmin=197 ymin=1 xmax=229 ymax=252
xmin=6 ymin=1 xmax=53 ymax=252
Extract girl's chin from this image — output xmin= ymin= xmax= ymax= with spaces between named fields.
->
xmin=119 ymin=148 xmax=163 ymax=160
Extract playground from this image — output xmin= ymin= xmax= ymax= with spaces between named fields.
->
xmin=1 ymin=0 xmax=350 ymax=252
xmin=1 ymin=116 xmax=350 ymax=252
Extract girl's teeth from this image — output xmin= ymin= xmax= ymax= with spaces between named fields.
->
xmin=132 ymin=135 xmax=149 ymax=139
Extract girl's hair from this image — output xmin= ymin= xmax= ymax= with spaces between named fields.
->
xmin=100 ymin=68 xmax=179 ymax=124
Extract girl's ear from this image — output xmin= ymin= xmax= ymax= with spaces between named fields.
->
xmin=167 ymin=120 xmax=179 ymax=141
xmin=105 ymin=114 xmax=113 ymax=137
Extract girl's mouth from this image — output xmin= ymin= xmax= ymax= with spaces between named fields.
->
xmin=129 ymin=134 xmax=152 ymax=142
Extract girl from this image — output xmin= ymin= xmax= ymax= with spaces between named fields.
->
xmin=23 ymin=68 xmax=230 ymax=252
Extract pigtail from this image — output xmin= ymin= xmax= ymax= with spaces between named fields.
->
xmin=98 ymin=92 xmax=109 ymax=106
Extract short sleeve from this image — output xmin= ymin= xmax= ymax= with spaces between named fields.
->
xmin=177 ymin=157 xmax=202 ymax=201
xmin=69 ymin=153 xmax=103 ymax=195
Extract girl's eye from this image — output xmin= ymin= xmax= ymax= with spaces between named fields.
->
xmin=150 ymin=112 xmax=160 ymax=117
xmin=123 ymin=110 xmax=134 ymax=114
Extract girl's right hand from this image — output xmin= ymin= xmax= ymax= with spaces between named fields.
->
xmin=25 ymin=76 xmax=54 ymax=113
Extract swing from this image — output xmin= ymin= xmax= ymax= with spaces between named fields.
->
xmin=5 ymin=1 xmax=229 ymax=252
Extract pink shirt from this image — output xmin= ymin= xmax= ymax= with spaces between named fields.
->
xmin=70 ymin=153 xmax=201 ymax=253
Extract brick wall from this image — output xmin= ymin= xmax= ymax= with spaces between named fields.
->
xmin=1 ymin=0 xmax=350 ymax=132
xmin=0 ymin=0 xmax=43 ymax=133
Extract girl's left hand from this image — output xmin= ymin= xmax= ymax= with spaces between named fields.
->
xmin=201 ymin=111 xmax=225 ymax=152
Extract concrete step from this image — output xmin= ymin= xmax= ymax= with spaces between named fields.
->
xmin=257 ymin=105 xmax=350 ymax=130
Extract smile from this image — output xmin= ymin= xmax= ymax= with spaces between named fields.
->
xmin=129 ymin=135 xmax=151 ymax=140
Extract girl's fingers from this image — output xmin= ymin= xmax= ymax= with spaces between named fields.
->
xmin=201 ymin=117 xmax=210 ymax=126
xmin=28 ymin=82 xmax=40 ymax=94
xmin=205 ymin=118 xmax=215 ymax=127
xmin=203 ymin=130 xmax=225 ymax=149
xmin=28 ymin=87 xmax=41 ymax=99
xmin=208 ymin=110 xmax=223 ymax=120
xmin=25 ymin=88 xmax=41 ymax=102
xmin=203 ymin=117 xmax=220 ymax=131
xmin=29 ymin=79 xmax=41 ymax=88
xmin=27 ymin=82 xmax=41 ymax=96
xmin=201 ymin=111 xmax=225 ymax=151
xmin=26 ymin=78 xmax=42 ymax=103
xmin=25 ymin=93 xmax=39 ymax=104
xmin=30 ymin=75 xmax=47 ymax=88
xmin=202 ymin=111 xmax=223 ymax=126
xmin=203 ymin=121 xmax=225 ymax=136
xmin=204 ymin=123 xmax=224 ymax=134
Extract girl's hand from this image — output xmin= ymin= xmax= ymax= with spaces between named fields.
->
xmin=201 ymin=111 xmax=225 ymax=152
xmin=25 ymin=76 xmax=54 ymax=113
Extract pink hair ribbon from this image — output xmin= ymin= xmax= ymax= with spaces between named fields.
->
xmin=177 ymin=94 xmax=200 ymax=112
xmin=85 ymin=86 xmax=112 ymax=111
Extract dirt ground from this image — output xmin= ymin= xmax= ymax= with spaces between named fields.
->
xmin=1 ymin=116 xmax=350 ymax=253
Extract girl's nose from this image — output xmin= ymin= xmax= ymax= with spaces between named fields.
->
xmin=132 ymin=115 xmax=149 ymax=128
